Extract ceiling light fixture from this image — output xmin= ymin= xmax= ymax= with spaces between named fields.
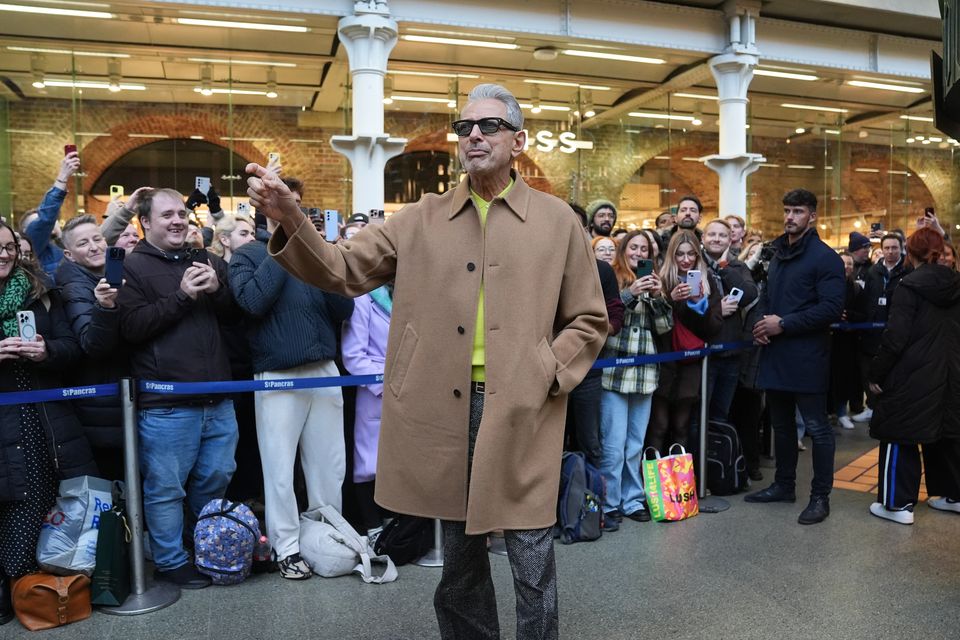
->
xmin=107 ymin=58 xmax=121 ymax=93
xmin=628 ymin=112 xmax=696 ymax=121
xmin=905 ymin=137 xmax=915 ymax=143
xmin=562 ymin=49 xmax=664 ymax=64
xmin=523 ymin=79 xmax=610 ymax=91
xmin=200 ymin=63 xmax=213 ymax=96
xmin=530 ymin=86 xmax=541 ymax=114
xmin=389 ymin=95 xmax=459 ymax=104
xmin=382 ymin=76 xmax=393 ymax=105
xmin=760 ymin=163 xmax=781 ymax=168
xmin=387 ymin=70 xmax=480 ymax=79
xmin=673 ymin=92 xmax=719 ymax=100
xmin=854 ymin=168 xmax=880 ymax=172
xmin=43 ymin=78 xmax=145 ymax=90
xmin=583 ymin=91 xmax=596 ymax=119
xmin=10 ymin=46 xmax=129 ymax=58
xmin=755 ymin=69 xmax=818 ymax=81
xmin=788 ymin=164 xmax=815 ymax=169
xmin=825 ymin=129 xmax=841 ymax=135
xmin=518 ymin=103 xmax=570 ymax=112
xmin=691 ymin=107 xmax=703 ymax=127
xmin=30 ymin=53 xmax=45 ymax=88
xmin=400 ymin=34 xmax=517 ymax=50
xmin=847 ymin=80 xmax=925 ymax=94
xmin=188 ymin=57 xmax=297 ymax=68
xmin=795 ymin=126 xmax=806 ymax=134
xmin=0 ymin=3 xmax=112 ymax=18
xmin=265 ymin=67 xmax=278 ymax=99
xmin=192 ymin=88 xmax=272 ymax=96
xmin=176 ymin=17 xmax=308 ymax=33
xmin=900 ymin=115 xmax=934 ymax=122
xmin=781 ymin=103 xmax=848 ymax=114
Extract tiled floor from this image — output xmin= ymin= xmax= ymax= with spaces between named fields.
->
xmin=832 ymin=445 xmax=928 ymax=501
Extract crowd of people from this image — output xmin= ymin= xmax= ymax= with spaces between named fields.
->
xmin=1 ymin=82 xmax=959 ymax=639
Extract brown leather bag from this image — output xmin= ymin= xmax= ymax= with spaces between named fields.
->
xmin=12 ymin=573 xmax=92 ymax=631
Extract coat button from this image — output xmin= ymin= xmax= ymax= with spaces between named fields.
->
xmin=457 ymin=326 xmax=465 ymax=334
xmin=453 ymin=389 xmax=462 ymax=398
xmin=467 ymin=262 xmax=476 ymax=272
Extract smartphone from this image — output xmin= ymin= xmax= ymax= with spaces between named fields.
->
xmin=726 ymin=287 xmax=744 ymax=304
xmin=268 ymin=152 xmax=280 ymax=164
xmin=195 ymin=176 xmax=211 ymax=194
xmin=105 ymin=247 xmax=125 ymax=287
xmin=368 ymin=209 xmax=385 ymax=225
xmin=64 ymin=144 xmax=77 ymax=156
xmin=686 ymin=270 xmax=703 ymax=297
xmin=324 ymin=210 xmax=339 ymax=242
xmin=236 ymin=202 xmax=251 ymax=217
xmin=110 ymin=184 xmax=124 ymax=199
xmin=17 ymin=310 xmax=37 ymax=341
xmin=634 ymin=258 xmax=654 ymax=278
xmin=871 ymin=222 xmax=883 ymax=232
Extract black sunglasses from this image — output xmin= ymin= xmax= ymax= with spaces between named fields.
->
xmin=451 ymin=117 xmax=520 ymax=137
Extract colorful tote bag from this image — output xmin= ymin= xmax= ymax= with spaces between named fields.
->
xmin=642 ymin=445 xmax=699 ymax=522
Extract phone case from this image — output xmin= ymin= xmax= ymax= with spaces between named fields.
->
xmin=17 ymin=311 xmax=37 ymax=341
xmin=105 ymin=248 xmax=125 ymax=287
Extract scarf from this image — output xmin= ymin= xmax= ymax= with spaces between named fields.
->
xmin=369 ymin=285 xmax=392 ymax=316
xmin=0 ymin=268 xmax=31 ymax=337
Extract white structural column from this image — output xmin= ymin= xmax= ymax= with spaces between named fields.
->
xmin=331 ymin=1 xmax=407 ymax=215
xmin=702 ymin=0 xmax=765 ymax=218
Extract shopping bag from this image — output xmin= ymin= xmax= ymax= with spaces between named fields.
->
xmin=37 ymin=476 xmax=114 ymax=576
xmin=90 ymin=507 xmax=131 ymax=606
xmin=642 ymin=445 xmax=699 ymax=522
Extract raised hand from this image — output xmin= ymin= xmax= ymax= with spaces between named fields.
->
xmin=246 ymin=163 xmax=302 ymax=231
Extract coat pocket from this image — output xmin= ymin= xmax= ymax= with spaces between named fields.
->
xmin=388 ymin=324 xmax=419 ymax=399
xmin=535 ymin=337 xmax=558 ymax=386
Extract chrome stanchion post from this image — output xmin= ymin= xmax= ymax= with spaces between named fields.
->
xmin=101 ymin=377 xmax=180 ymax=616
xmin=413 ymin=519 xmax=444 ymax=567
xmin=698 ymin=350 xmax=730 ymax=513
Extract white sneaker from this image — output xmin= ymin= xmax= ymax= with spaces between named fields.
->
xmin=851 ymin=408 xmax=873 ymax=422
xmin=869 ymin=502 xmax=914 ymax=525
xmin=838 ymin=416 xmax=855 ymax=430
xmin=928 ymin=497 xmax=960 ymax=513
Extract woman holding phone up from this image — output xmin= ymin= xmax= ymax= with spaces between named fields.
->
xmin=0 ymin=220 xmax=95 ymax=623
xmin=646 ymin=229 xmax=723 ymax=455
xmin=598 ymin=231 xmax=673 ymax=528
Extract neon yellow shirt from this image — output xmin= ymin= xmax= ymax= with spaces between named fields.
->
xmin=470 ymin=178 xmax=514 ymax=382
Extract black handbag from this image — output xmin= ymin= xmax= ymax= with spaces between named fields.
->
xmin=372 ymin=516 xmax=433 ymax=566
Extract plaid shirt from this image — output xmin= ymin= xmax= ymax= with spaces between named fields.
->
xmin=601 ymin=292 xmax=673 ymax=394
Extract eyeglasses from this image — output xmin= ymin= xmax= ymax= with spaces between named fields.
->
xmin=451 ymin=117 xmax=520 ymax=137
xmin=0 ymin=243 xmax=17 ymax=256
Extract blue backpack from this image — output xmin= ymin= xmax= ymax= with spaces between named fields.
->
xmin=194 ymin=499 xmax=261 ymax=585
xmin=556 ymin=452 xmax=605 ymax=544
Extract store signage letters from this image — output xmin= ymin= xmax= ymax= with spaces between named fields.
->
xmin=525 ymin=130 xmax=594 ymax=154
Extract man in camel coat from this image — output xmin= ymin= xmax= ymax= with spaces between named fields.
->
xmin=246 ymin=83 xmax=606 ymax=640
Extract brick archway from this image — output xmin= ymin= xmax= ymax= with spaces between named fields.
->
xmin=79 ymin=114 xmax=265 ymax=217
xmin=402 ymin=129 xmax=553 ymax=195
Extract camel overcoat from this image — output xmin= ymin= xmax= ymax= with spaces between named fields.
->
xmin=268 ymin=172 xmax=607 ymax=533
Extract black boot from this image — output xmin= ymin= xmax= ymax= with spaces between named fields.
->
xmin=798 ymin=495 xmax=831 ymax=525
xmin=0 ymin=573 xmax=13 ymax=625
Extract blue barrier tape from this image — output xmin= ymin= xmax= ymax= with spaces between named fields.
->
xmin=0 ymin=383 xmax=119 ymax=407
xmin=138 ymin=374 xmax=383 ymax=396
xmin=0 ymin=325 xmax=887 ymax=403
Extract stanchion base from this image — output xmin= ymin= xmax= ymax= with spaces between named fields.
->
xmin=487 ymin=534 xmax=508 ymax=557
xmin=98 ymin=581 xmax=180 ymax=616
xmin=414 ymin=549 xmax=444 ymax=567
xmin=699 ymin=496 xmax=731 ymax=514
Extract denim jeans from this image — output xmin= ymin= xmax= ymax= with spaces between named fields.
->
xmin=707 ymin=355 xmax=740 ymax=422
xmin=767 ymin=391 xmax=835 ymax=497
xmin=600 ymin=390 xmax=653 ymax=515
xmin=139 ymin=400 xmax=238 ymax=570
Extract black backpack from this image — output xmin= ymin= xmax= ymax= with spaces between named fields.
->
xmin=706 ymin=420 xmax=749 ymax=496
xmin=373 ymin=515 xmax=433 ymax=565
xmin=555 ymin=452 xmax=603 ymax=544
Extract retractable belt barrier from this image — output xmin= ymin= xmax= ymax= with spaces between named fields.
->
xmin=0 ymin=322 xmax=885 ymax=406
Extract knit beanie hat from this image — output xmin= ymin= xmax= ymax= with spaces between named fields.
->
xmin=585 ymin=199 xmax=617 ymax=224
xmin=848 ymin=231 xmax=871 ymax=252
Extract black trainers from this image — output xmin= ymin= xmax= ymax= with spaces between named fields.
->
xmin=798 ymin=495 xmax=830 ymax=525
xmin=602 ymin=512 xmax=621 ymax=532
xmin=744 ymin=483 xmax=796 ymax=503
xmin=625 ymin=508 xmax=651 ymax=522
xmin=154 ymin=563 xmax=212 ymax=589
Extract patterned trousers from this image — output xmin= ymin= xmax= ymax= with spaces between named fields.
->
xmin=434 ymin=390 xmax=559 ymax=640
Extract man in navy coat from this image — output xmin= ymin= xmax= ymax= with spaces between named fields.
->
xmin=745 ymin=188 xmax=845 ymax=525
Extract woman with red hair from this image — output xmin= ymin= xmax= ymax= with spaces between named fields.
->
xmin=867 ymin=227 xmax=960 ymax=524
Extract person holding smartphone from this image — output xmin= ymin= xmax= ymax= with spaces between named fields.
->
xmin=598 ymin=231 xmax=673 ymax=527
xmin=17 ymin=150 xmax=80 ymax=284
xmin=646 ymin=229 xmax=723 ymax=456
xmin=0 ymin=220 xmax=96 ymax=620
xmin=55 ymin=215 xmax=129 ymax=481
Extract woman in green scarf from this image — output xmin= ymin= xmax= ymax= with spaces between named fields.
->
xmin=0 ymin=220 xmax=95 ymax=624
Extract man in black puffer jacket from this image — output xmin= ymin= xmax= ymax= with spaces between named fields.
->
xmin=56 ymin=215 xmax=128 ymax=481
xmin=117 ymin=188 xmax=238 ymax=590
